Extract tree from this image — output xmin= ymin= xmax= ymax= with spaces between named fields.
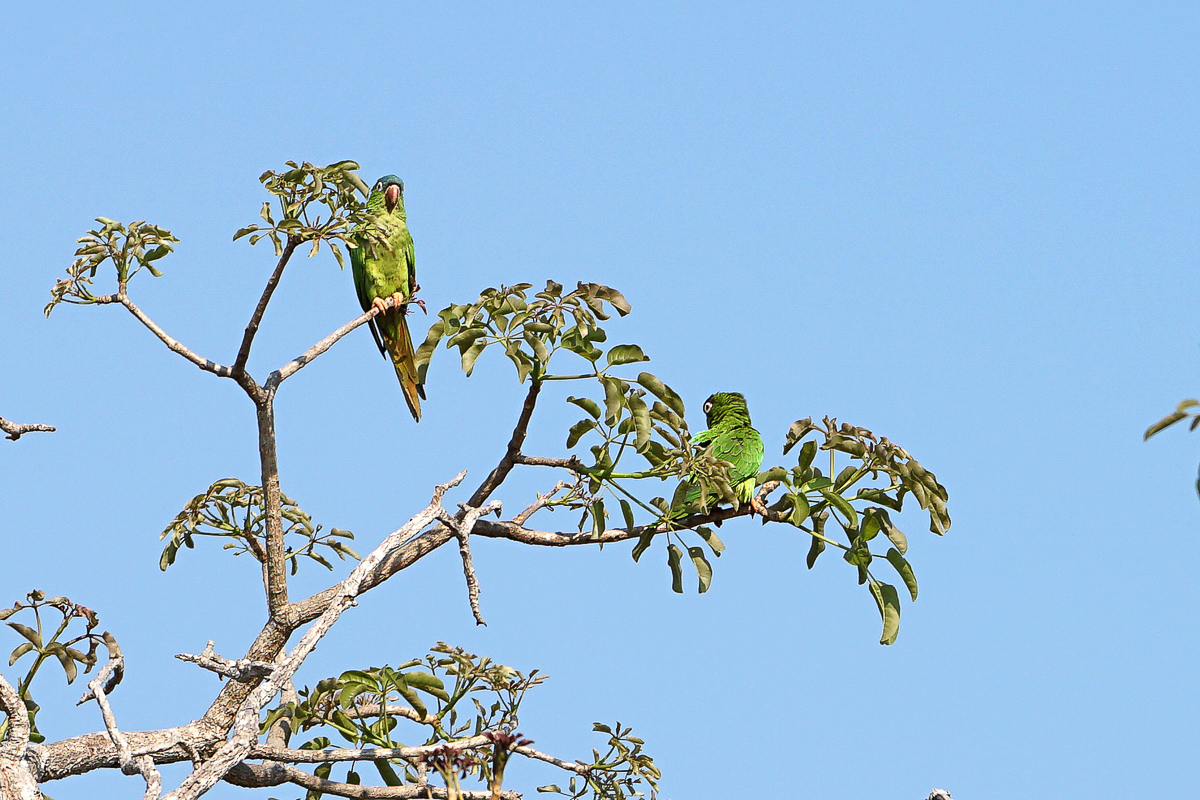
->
xmin=0 ymin=160 xmax=951 ymax=800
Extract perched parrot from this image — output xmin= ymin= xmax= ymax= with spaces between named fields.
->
xmin=350 ymin=174 xmax=425 ymax=422
xmin=675 ymin=392 xmax=765 ymax=515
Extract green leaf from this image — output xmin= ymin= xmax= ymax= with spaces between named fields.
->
xmin=1145 ymin=399 xmax=1200 ymax=439
xmin=805 ymin=535 xmax=825 ymax=569
xmin=688 ymin=546 xmax=713 ymax=593
xmin=52 ymin=646 xmax=78 ymax=684
xmin=627 ymin=392 xmax=652 ymax=452
xmin=667 ymin=544 xmax=684 ymax=593
xmin=375 ymin=759 xmax=402 ymax=787
xmin=885 ymin=548 xmax=918 ymax=600
xmin=787 ymin=492 xmax=810 ymax=527
xmin=567 ymin=396 xmax=602 ymax=419
xmin=602 ymin=377 xmax=625 ymax=426
xmin=869 ymin=580 xmax=901 ymax=645
xmin=567 ymin=418 xmax=597 ymax=449
xmin=524 ymin=331 xmax=551 ymax=363
xmin=843 ymin=539 xmax=872 ymax=567
xmin=783 ymin=418 xmax=817 ymax=455
xmin=8 ymin=642 xmax=34 ymax=666
xmin=695 ymin=525 xmax=724 ymax=556
xmin=401 ymin=671 xmax=449 ymax=700
xmin=606 ymin=344 xmax=649 ymax=366
xmin=636 ymin=372 xmax=685 ymax=418
xmin=820 ymin=488 xmax=858 ymax=529
xmin=796 ymin=440 xmax=818 ymax=471
xmin=537 ymin=787 xmax=562 ymax=794
xmin=631 ymin=529 xmax=656 ymax=562
xmin=461 ymin=339 xmax=487 ymax=377
xmin=758 ymin=466 xmax=788 ymax=484
xmin=620 ymin=499 xmax=636 ymax=534
xmin=7 ymin=623 xmax=42 ymax=649
xmin=590 ymin=499 xmax=607 ymax=539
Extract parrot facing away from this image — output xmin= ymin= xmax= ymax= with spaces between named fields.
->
xmin=676 ymin=392 xmax=765 ymax=515
xmin=350 ymin=174 xmax=425 ymax=422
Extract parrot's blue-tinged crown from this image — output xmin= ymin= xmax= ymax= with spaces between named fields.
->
xmin=372 ymin=174 xmax=404 ymax=193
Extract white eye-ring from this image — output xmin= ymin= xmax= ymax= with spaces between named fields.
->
xmin=703 ymin=401 xmax=713 ymax=413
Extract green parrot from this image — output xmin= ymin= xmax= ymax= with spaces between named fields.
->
xmin=676 ymin=392 xmax=765 ymax=515
xmin=350 ymin=174 xmax=425 ymax=422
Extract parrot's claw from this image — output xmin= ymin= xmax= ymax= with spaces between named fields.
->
xmin=749 ymin=497 xmax=769 ymax=518
xmin=370 ymin=297 xmax=389 ymax=315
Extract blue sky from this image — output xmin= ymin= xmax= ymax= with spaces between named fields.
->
xmin=2 ymin=4 xmax=1199 ymax=798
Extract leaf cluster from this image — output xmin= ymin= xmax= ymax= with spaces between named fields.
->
xmin=233 ymin=159 xmax=371 ymax=267
xmin=537 ymin=721 xmax=660 ymax=800
xmin=0 ymin=590 xmax=115 ymax=742
xmin=262 ymin=644 xmax=653 ymax=798
xmin=415 ymin=280 xmax=634 ymax=383
xmin=159 ymin=478 xmax=359 ymax=574
xmin=758 ymin=416 xmax=951 ymax=643
xmin=45 ymin=218 xmax=178 ymax=315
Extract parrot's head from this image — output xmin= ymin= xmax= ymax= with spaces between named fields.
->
xmin=372 ymin=175 xmax=405 ymax=213
xmin=702 ymin=392 xmax=751 ymax=427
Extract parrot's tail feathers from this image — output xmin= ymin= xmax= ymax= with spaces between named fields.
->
xmin=381 ymin=311 xmax=424 ymax=422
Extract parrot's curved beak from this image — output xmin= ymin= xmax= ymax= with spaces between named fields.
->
xmin=385 ymin=184 xmax=400 ymax=212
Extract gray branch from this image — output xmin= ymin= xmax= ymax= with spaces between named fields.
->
xmin=175 ymin=641 xmax=275 ymax=683
xmin=81 ymin=656 xmax=162 ymax=800
xmin=0 ymin=673 xmax=41 ymax=799
xmin=0 ymin=417 xmax=55 ymax=441
xmin=440 ymin=500 xmax=503 ymax=626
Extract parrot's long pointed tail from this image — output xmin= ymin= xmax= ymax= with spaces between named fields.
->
xmin=381 ymin=310 xmax=425 ymax=422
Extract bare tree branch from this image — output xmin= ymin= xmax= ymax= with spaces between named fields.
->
xmin=81 ymin=656 xmax=162 ymax=800
xmin=512 ymin=743 xmax=590 ymax=775
xmin=162 ymin=472 xmax=468 ymax=800
xmin=270 ymin=295 xmax=401 ymax=386
xmin=0 ymin=672 xmax=41 ymax=799
xmin=231 ymin=238 xmax=299 ymax=377
xmin=440 ymin=501 xmax=502 ymax=626
xmin=175 ymin=641 xmax=275 ymax=683
xmin=512 ymin=480 xmax=568 ymax=525
xmin=0 ymin=417 xmax=55 ymax=441
xmin=250 ymin=735 xmax=491 ymax=765
xmin=467 ymin=379 xmax=543 ymax=507
xmin=226 ymin=760 xmax=520 ymax=799
xmin=97 ymin=294 xmax=240 ymax=383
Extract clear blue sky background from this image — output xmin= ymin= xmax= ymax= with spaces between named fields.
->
xmin=2 ymin=4 xmax=1198 ymax=799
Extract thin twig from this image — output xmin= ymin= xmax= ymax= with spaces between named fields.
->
xmin=440 ymin=501 xmax=502 ymax=626
xmin=466 ymin=379 xmax=543 ymax=507
xmin=270 ymin=294 xmax=402 ymax=386
xmin=83 ymin=656 xmax=162 ymax=799
xmin=0 ymin=417 xmax=55 ymax=441
xmin=162 ymin=472 xmax=468 ymax=800
xmin=512 ymin=480 xmax=568 ymax=526
xmin=513 ymin=743 xmax=591 ymax=775
xmin=232 ymin=238 xmax=299 ymax=376
xmin=114 ymin=295 xmax=238 ymax=381
xmin=174 ymin=641 xmax=275 ymax=683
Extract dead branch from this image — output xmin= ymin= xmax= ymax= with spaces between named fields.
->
xmin=0 ymin=417 xmax=55 ymax=441
xmin=81 ymin=656 xmax=162 ymax=799
xmin=175 ymin=641 xmax=275 ymax=683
